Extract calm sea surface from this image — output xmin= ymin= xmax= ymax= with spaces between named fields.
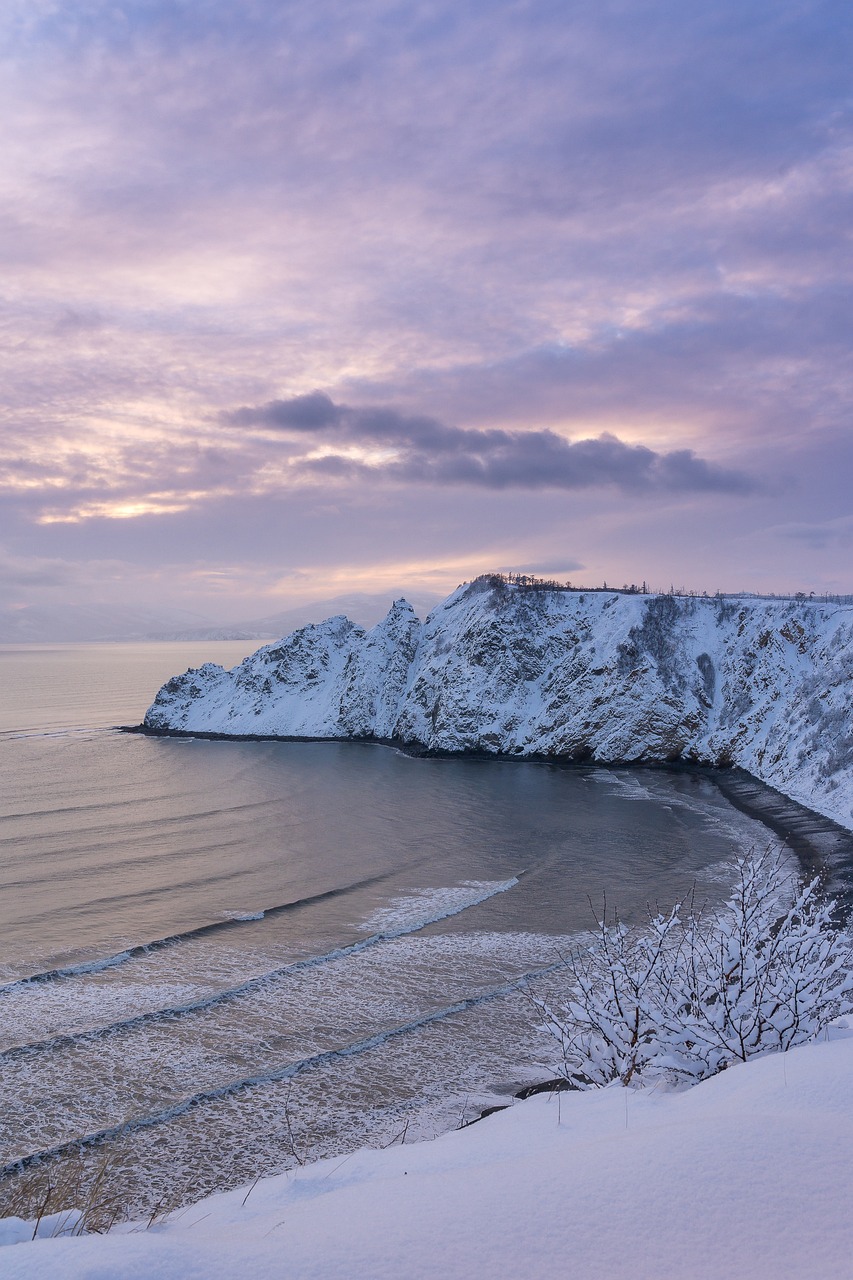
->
xmin=0 ymin=642 xmax=785 ymax=1217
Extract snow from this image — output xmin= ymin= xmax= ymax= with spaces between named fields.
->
xmin=0 ymin=1211 xmax=82 ymax=1248
xmin=94 ymin=582 xmax=853 ymax=1275
xmin=4 ymin=1031 xmax=853 ymax=1278
xmin=143 ymin=584 xmax=853 ymax=832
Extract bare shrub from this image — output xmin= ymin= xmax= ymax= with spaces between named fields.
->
xmin=0 ymin=1154 xmax=126 ymax=1240
xmin=540 ymin=851 xmax=853 ymax=1089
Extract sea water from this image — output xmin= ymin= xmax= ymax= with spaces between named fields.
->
xmin=0 ymin=641 xmax=790 ymax=1218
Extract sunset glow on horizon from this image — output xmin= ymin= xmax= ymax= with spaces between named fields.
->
xmin=2 ymin=1 xmax=852 ymax=622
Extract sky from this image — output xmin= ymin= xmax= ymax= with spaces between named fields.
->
xmin=2 ymin=0 xmax=852 ymax=621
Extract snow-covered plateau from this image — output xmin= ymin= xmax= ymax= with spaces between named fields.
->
xmin=144 ymin=581 xmax=853 ymax=831
xmin=5 ymin=1030 xmax=853 ymax=1278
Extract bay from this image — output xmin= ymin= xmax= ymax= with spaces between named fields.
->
xmin=0 ymin=641 xmax=786 ymax=1219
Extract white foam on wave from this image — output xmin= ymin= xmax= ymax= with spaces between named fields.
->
xmin=60 ymin=949 xmax=133 ymax=975
xmin=358 ymin=879 xmax=519 ymax=935
xmin=1 ymin=880 xmax=525 ymax=1062
xmin=589 ymin=769 xmax=654 ymax=800
xmin=591 ymin=768 xmax=794 ymax=868
xmin=69 ymin=966 xmax=563 ymax=1219
xmin=0 ymin=979 xmax=212 ymax=1059
xmin=0 ymin=949 xmax=134 ymax=994
xmin=1 ymin=935 xmax=564 ymax=1177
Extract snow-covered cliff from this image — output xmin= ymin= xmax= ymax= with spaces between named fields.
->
xmin=144 ymin=581 xmax=853 ymax=830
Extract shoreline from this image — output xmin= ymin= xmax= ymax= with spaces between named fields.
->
xmin=4 ymin=722 xmax=851 ymax=1236
xmin=122 ymin=722 xmax=853 ymax=890
xmin=7 ymin=1033 xmax=852 ymax=1277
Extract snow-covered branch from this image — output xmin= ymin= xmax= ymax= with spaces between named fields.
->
xmin=541 ymin=851 xmax=853 ymax=1088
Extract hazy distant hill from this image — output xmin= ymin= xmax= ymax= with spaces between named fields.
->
xmin=237 ymin=591 xmax=444 ymax=638
xmin=0 ymin=602 xmax=213 ymax=644
xmin=142 ymin=625 xmax=270 ymax=642
xmin=146 ymin=591 xmax=444 ymax=641
xmin=0 ymin=591 xmax=443 ymax=643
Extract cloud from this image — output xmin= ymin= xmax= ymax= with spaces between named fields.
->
xmin=770 ymin=514 xmax=853 ymax=549
xmin=0 ymin=550 xmax=79 ymax=589
xmin=229 ymin=394 xmax=755 ymax=494
xmin=228 ymin=391 xmax=342 ymax=431
xmin=0 ymin=0 xmax=849 ymax=611
xmin=339 ymin=281 xmax=853 ymax=450
xmin=54 ymin=306 xmax=107 ymax=334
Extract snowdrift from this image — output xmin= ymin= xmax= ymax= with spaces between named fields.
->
xmin=4 ymin=1032 xmax=853 ymax=1278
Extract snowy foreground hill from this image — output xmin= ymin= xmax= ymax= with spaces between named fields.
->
xmin=145 ymin=580 xmax=853 ymax=830
xmin=5 ymin=1032 xmax=853 ymax=1278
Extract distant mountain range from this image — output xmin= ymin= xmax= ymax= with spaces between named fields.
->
xmin=0 ymin=602 xmax=214 ymax=644
xmin=0 ymin=591 xmax=444 ymax=644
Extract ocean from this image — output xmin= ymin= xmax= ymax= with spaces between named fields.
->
xmin=0 ymin=641 xmax=795 ymax=1218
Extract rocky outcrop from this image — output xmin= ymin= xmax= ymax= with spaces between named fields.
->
xmin=144 ymin=581 xmax=853 ymax=830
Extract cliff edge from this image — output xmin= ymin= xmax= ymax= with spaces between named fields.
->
xmin=144 ymin=581 xmax=853 ymax=830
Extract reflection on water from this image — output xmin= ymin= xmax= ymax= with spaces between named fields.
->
xmin=0 ymin=642 xmax=786 ymax=1218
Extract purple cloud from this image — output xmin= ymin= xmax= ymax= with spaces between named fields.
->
xmin=228 ymin=394 xmax=755 ymax=493
xmin=0 ymin=0 xmax=850 ymax=615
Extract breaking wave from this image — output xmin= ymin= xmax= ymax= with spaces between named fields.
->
xmin=0 ymin=869 xmax=402 ymax=995
xmin=1 ymin=878 xmax=520 ymax=1060
xmin=1 ymin=953 xmax=557 ymax=1177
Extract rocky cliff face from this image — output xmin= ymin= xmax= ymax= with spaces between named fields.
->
xmin=144 ymin=581 xmax=853 ymax=830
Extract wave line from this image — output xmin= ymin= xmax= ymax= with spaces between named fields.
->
xmin=0 ymin=879 xmax=520 ymax=1060
xmin=0 ymin=952 xmax=557 ymax=1179
xmin=0 ymin=870 xmax=399 ymax=995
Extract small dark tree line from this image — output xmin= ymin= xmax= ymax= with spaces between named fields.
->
xmin=469 ymin=573 xmax=853 ymax=605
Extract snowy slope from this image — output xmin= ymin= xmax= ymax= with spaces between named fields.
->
xmin=144 ymin=582 xmax=853 ymax=829
xmin=5 ymin=1031 xmax=853 ymax=1278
